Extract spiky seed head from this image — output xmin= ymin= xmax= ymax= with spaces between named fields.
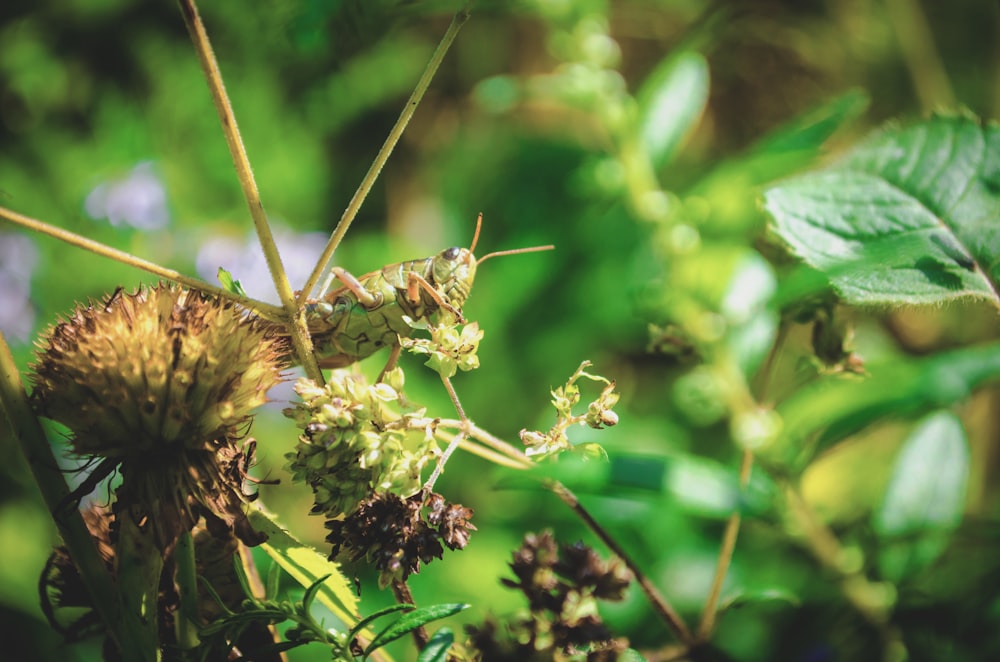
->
xmin=30 ymin=283 xmax=287 ymax=458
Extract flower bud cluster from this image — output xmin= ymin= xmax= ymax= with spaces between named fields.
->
xmin=400 ymin=319 xmax=483 ymax=378
xmin=284 ymin=371 xmax=439 ymax=516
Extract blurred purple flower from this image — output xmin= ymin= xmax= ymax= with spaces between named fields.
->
xmin=84 ymin=161 xmax=169 ymax=230
xmin=195 ymin=226 xmax=328 ymax=304
xmin=0 ymin=232 xmax=37 ymax=342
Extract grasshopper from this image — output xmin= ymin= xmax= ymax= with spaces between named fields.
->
xmin=302 ymin=214 xmax=552 ymax=370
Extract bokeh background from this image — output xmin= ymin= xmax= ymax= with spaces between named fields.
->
xmin=2 ymin=0 xmax=999 ymax=660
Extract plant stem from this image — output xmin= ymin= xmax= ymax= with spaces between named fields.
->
xmin=0 ymin=332 xmax=158 ymax=661
xmin=424 ymin=429 xmax=466 ymax=493
xmin=297 ymin=1 xmax=475 ymax=305
xmin=697 ymin=446 xmax=753 ymax=639
xmin=545 ymin=480 xmax=695 ymax=646
xmin=391 ymin=580 xmax=429 ymax=649
xmin=175 ymin=531 xmax=201 ymax=651
xmin=0 ymin=205 xmax=286 ymax=321
xmin=783 ymin=482 xmax=906 ymax=661
xmin=176 ymin=0 xmax=323 ymax=382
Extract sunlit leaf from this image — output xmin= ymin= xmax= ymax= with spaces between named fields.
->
xmin=248 ymin=508 xmax=359 ymax=626
xmin=874 ymin=411 xmax=969 ymax=583
xmin=764 ymin=114 xmax=1000 ymax=305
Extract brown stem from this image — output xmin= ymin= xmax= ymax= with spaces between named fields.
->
xmin=391 ymin=580 xmax=429 ymax=649
xmin=546 ymin=480 xmax=695 ymax=646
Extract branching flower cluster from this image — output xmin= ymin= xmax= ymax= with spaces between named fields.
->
xmin=401 ymin=317 xmax=484 ymax=378
xmin=519 ymin=361 xmax=620 ymax=460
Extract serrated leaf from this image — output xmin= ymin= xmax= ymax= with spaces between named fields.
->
xmin=874 ymin=411 xmax=969 ymax=583
xmin=248 ymin=508 xmax=359 ymax=626
xmin=365 ymin=603 xmax=468 ymax=655
xmin=415 ymin=628 xmax=455 ymax=662
xmin=636 ymin=51 xmax=709 ymax=168
xmin=773 ymin=342 xmax=1000 ymax=466
xmin=764 ymin=114 xmax=1000 ymax=305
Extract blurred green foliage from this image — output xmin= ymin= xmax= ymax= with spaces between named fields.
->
xmin=2 ymin=0 xmax=1000 ymax=661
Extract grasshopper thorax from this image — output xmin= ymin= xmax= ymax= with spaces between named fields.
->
xmin=431 ymin=246 xmax=477 ymax=309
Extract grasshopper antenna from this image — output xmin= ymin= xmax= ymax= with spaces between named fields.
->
xmin=478 ymin=244 xmax=555 ymax=264
xmin=471 ymin=212 xmax=554 ymax=264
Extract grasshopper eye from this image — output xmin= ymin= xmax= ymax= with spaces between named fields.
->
xmin=442 ymin=247 xmax=462 ymax=261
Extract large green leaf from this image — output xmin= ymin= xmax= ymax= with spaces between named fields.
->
xmin=764 ymin=114 xmax=1000 ymax=305
xmin=874 ymin=411 xmax=969 ymax=584
xmin=772 ymin=342 xmax=1000 ymax=466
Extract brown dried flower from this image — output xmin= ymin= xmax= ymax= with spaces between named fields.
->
xmin=325 ymin=491 xmax=475 ymax=588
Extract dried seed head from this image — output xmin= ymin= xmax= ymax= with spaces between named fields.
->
xmin=30 ymin=284 xmax=287 ymax=457
xmin=30 ymin=284 xmax=285 ymax=551
xmin=325 ymin=491 xmax=475 ymax=588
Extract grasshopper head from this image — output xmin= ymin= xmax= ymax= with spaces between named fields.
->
xmin=431 ymin=213 xmax=554 ymax=312
xmin=432 ymin=246 xmax=477 ymax=309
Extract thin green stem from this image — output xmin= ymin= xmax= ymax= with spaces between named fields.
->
xmin=546 ymin=480 xmax=695 ymax=647
xmin=176 ymin=0 xmax=323 ymax=382
xmin=297 ymin=1 xmax=475 ymax=305
xmin=0 ymin=332 xmax=157 ymax=661
xmin=696 ymin=446 xmax=753 ymax=640
xmin=423 ymin=374 xmax=470 ymax=492
xmin=0 ymin=205 xmax=285 ymax=321
xmin=175 ymin=531 xmax=201 ymax=651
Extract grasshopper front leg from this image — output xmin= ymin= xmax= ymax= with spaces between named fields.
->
xmin=330 ymin=267 xmax=383 ymax=309
xmin=405 ymin=272 xmax=466 ymax=322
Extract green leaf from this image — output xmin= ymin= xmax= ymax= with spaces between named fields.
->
xmin=619 ymin=649 xmax=649 ymax=662
xmin=636 ymin=51 xmax=709 ymax=168
xmin=719 ymin=587 xmax=802 ymax=612
xmin=248 ymin=508 xmax=359 ymax=627
xmin=415 ymin=627 xmax=455 ymax=662
xmin=301 ymin=573 xmax=331 ymax=612
xmin=693 ymin=90 xmax=868 ymax=195
xmin=217 ymin=267 xmax=247 ymax=297
xmin=348 ymin=603 xmax=415 ymax=643
xmin=764 ymin=114 xmax=1000 ymax=306
xmin=773 ymin=342 xmax=1000 ymax=466
xmin=364 ymin=603 xmax=469 ymax=655
xmin=874 ymin=411 xmax=970 ymax=584
xmin=752 ymin=89 xmax=869 ymax=160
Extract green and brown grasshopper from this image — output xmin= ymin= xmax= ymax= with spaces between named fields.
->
xmin=301 ymin=214 xmax=552 ymax=370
